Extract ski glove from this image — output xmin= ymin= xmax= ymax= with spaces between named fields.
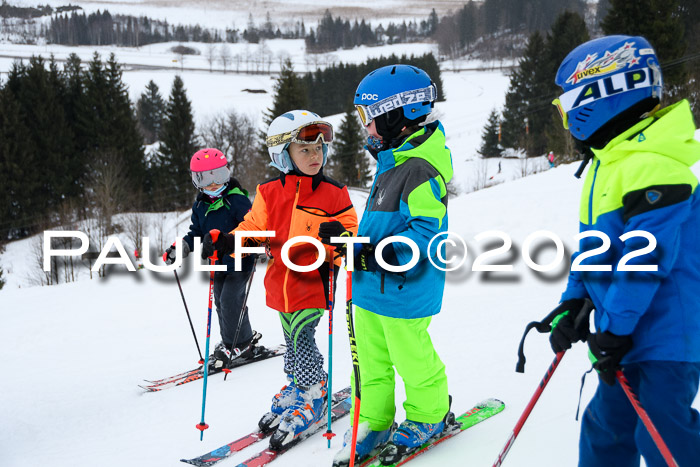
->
xmin=163 ymin=241 xmax=190 ymax=265
xmin=354 ymin=243 xmax=400 ymax=273
xmin=588 ymin=331 xmax=634 ymax=386
xmin=202 ymin=230 xmax=236 ymax=260
xmin=549 ymin=298 xmax=590 ymax=353
xmin=318 ymin=220 xmax=353 ymax=256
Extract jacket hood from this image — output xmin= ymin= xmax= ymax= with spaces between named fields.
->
xmin=592 ymin=100 xmax=700 ymax=168
xmin=388 ymin=120 xmax=454 ymax=183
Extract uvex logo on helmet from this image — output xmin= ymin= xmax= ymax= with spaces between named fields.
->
xmin=361 ymin=93 xmax=379 ymax=101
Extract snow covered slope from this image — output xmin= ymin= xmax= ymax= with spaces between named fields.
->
xmin=2 ymin=159 xmax=699 ymax=467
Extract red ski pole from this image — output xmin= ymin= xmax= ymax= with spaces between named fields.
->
xmin=493 ymin=351 xmax=565 ymax=467
xmin=346 ymin=270 xmax=362 ymax=467
xmin=616 ymin=370 xmax=678 ymax=467
xmin=196 ymin=229 xmax=220 ymax=440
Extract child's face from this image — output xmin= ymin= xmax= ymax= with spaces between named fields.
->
xmin=366 ymin=119 xmax=380 ymax=139
xmin=203 ymin=182 xmax=223 ymax=192
xmin=288 ymin=142 xmax=323 ymax=176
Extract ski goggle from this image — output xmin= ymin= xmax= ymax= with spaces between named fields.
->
xmin=266 ymin=122 xmax=334 ymax=148
xmin=354 ymin=84 xmax=437 ymax=127
xmin=553 ymin=67 xmax=656 ymax=130
xmin=191 ymin=166 xmax=230 ymax=189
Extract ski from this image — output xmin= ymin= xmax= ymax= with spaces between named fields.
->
xmin=234 ymin=394 xmax=352 ymax=467
xmin=180 ymin=387 xmax=352 ymax=467
xmin=140 ymin=345 xmax=286 ymax=392
xmin=144 ymin=367 xmax=202 ymax=385
xmin=360 ymin=398 xmax=505 ymax=467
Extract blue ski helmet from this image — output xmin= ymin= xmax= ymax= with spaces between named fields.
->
xmin=553 ymin=35 xmax=662 ymax=142
xmin=354 ymin=64 xmax=437 ymax=140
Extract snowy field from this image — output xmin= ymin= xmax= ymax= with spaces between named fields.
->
xmin=7 ymin=0 xmax=472 ymax=30
xmin=2 ymin=23 xmax=700 ymax=467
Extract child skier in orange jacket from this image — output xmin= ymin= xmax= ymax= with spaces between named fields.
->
xmin=202 ymin=110 xmax=358 ymax=450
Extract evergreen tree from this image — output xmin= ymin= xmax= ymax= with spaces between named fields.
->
xmin=104 ymin=54 xmax=145 ymax=192
xmin=157 ymin=75 xmax=198 ymax=209
xmin=331 ymin=107 xmax=370 ymax=187
xmin=136 ymin=80 xmax=165 ymax=144
xmin=601 ymin=0 xmax=686 ymax=88
xmin=259 ymin=59 xmax=310 ymax=180
xmin=17 ymin=56 xmax=76 ymax=211
xmin=263 ymin=58 xmax=310 ymax=125
xmin=0 ymin=265 xmax=4 ymax=290
xmin=677 ymin=0 xmax=700 ymax=121
xmin=478 ymin=109 xmax=503 ymax=158
xmin=501 ymin=31 xmax=552 ymax=156
xmin=0 ymin=78 xmax=33 ymax=238
xmin=544 ymin=11 xmax=589 ymax=157
xmin=427 ymin=9 xmax=439 ymax=36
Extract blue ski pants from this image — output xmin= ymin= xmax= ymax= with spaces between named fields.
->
xmin=579 ymin=361 xmax=700 ymax=467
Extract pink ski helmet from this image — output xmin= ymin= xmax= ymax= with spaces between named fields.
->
xmin=190 ymin=148 xmax=230 ymax=189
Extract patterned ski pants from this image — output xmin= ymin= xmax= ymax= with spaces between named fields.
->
xmin=278 ymin=308 xmax=327 ymax=389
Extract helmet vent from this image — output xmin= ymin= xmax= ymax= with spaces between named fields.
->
xmin=391 ymin=66 xmax=396 ymax=74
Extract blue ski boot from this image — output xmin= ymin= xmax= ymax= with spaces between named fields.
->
xmin=269 ymin=380 xmax=327 ymax=450
xmin=258 ymin=374 xmax=298 ymax=433
xmin=332 ymin=421 xmax=396 ymax=467
xmin=378 ymin=407 xmax=456 ymax=465
xmin=391 ymin=419 xmax=444 ymax=447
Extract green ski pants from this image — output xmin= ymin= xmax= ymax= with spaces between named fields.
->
xmin=352 ymin=305 xmax=449 ymax=430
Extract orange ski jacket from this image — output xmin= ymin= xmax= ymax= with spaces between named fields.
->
xmin=231 ymin=172 xmax=358 ymax=313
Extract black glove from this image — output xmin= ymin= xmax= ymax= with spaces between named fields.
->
xmin=355 ymin=243 xmax=378 ymax=272
xmin=201 ymin=230 xmax=236 ymax=260
xmin=588 ymin=331 xmax=634 ymax=386
xmin=163 ymin=241 xmax=190 ymax=265
xmin=354 ymin=243 xmax=400 ymax=273
xmin=549 ymin=298 xmax=590 ymax=353
xmin=318 ymin=220 xmax=353 ymax=256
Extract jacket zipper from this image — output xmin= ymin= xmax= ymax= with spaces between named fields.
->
xmin=282 ymin=180 xmax=302 ymax=313
xmin=588 ymin=159 xmax=600 ymax=226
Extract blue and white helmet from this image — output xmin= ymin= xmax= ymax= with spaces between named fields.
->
xmin=353 ymin=64 xmax=437 ymax=140
xmin=266 ymin=110 xmax=332 ymax=173
xmin=554 ymin=35 xmax=663 ymax=142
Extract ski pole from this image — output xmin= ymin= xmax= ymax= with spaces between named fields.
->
xmin=173 ymin=269 xmax=204 ymax=364
xmin=196 ymin=229 xmax=220 ymax=441
xmin=223 ymin=254 xmax=258 ymax=381
xmin=346 ymin=270 xmax=362 ymax=467
xmin=616 ymin=370 xmax=678 ymax=467
xmin=323 ymin=242 xmax=336 ymax=448
xmin=493 ymin=351 xmax=565 ymax=467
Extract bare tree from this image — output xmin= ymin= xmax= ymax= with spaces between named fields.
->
xmin=86 ymin=152 xmax=130 ymax=235
xmin=174 ymin=49 xmax=186 ymax=71
xmin=200 ymin=109 xmax=265 ymax=186
xmin=259 ymin=41 xmax=273 ymax=74
xmin=277 ymin=49 xmax=291 ymax=71
xmin=469 ymin=157 xmax=490 ymax=192
xmin=219 ymin=44 xmax=232 ymax=74
xmin=206 ymin=43 xmax=217 ymax=72
xmin=124 ymin=213 xmax=147 ymax=263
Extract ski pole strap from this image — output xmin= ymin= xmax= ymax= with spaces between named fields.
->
xmin=515 ymin=319 xmax=556 ymax=373
xmin=575 ymin=366 xmax=595 ymax=421
xmin=516 ymin=299 xmax=593 ymax=373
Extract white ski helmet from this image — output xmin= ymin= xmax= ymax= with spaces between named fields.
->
xmin=265 ymin=110 xmax=334 ymax=173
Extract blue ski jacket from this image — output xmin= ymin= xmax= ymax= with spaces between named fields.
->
xmin=183 ymin=178 xmax=255 ymax=275
xmin=561 ymin=100 xmax=700 ymax=363
xmin=354 ymin=121 xmax=453 ymax=319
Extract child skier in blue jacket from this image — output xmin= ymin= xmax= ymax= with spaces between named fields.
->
xmin=163 ymin=148 xmax=258 ymax=369
xmin=547 ymin=35 xmax=700 ymax=466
